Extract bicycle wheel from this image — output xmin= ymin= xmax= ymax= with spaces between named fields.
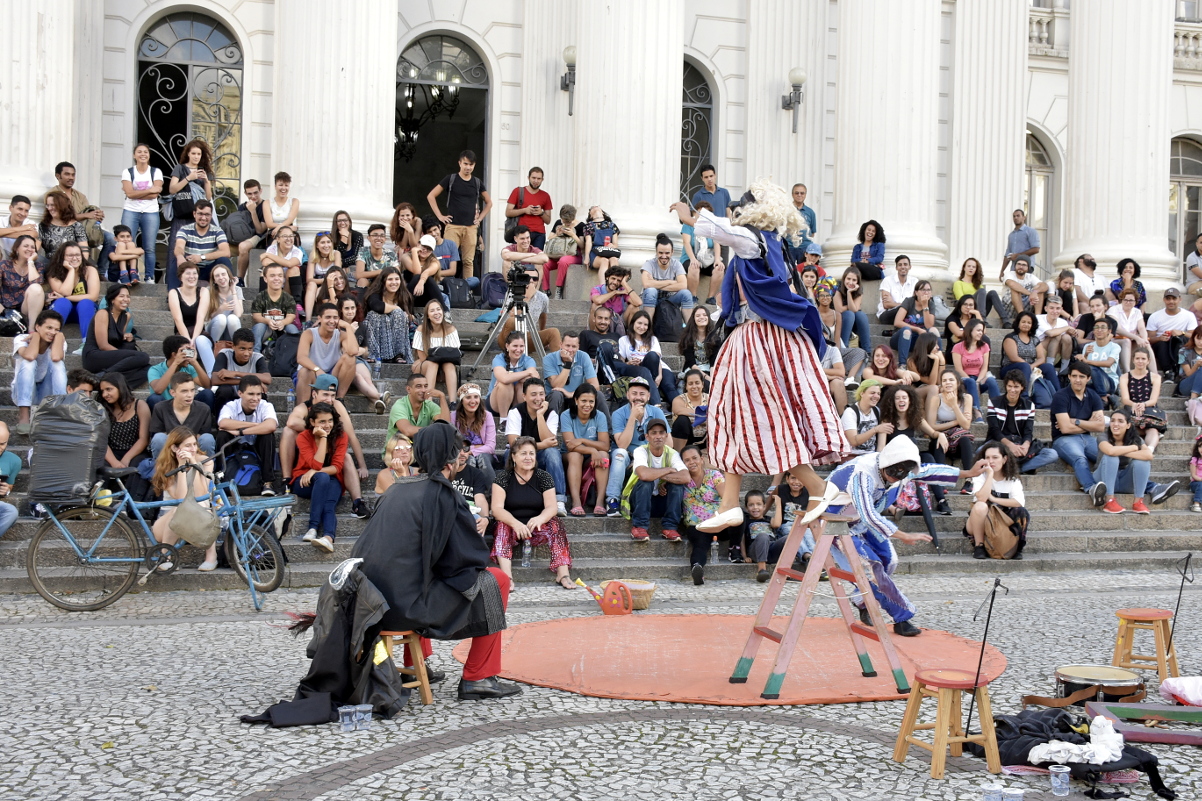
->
xmin=26 ymin=506 xmax=142 ymax=611
xmin=225 ymin=524 xmax=286 ymax=593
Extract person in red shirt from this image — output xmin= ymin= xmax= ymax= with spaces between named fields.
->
xmin=505 ymin=168 xmax=552 ymax=249
xmin=292 ymin=401 xmax=348 ymax=553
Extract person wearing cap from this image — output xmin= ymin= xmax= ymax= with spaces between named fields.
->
xmin=877 ymin=255 xmax=916 ymax=325
xmin=620 ymin=417 xmax=688 ymax=542
xmin=802 ymin=241 xmax=825 ymax=276
xmin=402 ymin=233 xmax=451 ymax=311
xmin=1035 ymin=293 xmax=1074 ymax=373
xmin=604 ymin=376 xmax=669 ymax=518
xmin=279 ymin=373 xmax=373 ymax=516
xmin=1146 ymin=287 xmax=1197 ymax=377
xmin=820 ymin=436 xmax=985 ymax=636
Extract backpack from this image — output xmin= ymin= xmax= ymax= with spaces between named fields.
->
xmin=222 ymin=206 xmax=256 ymax=245
xmin=652 ymin=301 xmax=682 ymax=343
xmin=480 ymin=272 xmax=507 ymax=309
xmin=266 ymin=331 xmax=302 ymax=377
xmin=444 ymin=277 xmax=475 ymax=309
xmin=503 ymin=187 xmax=524 ymax=244
xmin=982 ymin=504 xmax=1020 ymax=559
xmin=227 ymin=449 xmax=264 ymax=497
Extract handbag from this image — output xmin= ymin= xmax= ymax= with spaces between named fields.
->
xmin=545 ymin=230 xmax=578 ymax=258
xmin=427 ymin=346 xmax=463 ymax=365
xmin=982 ymin=504 xmax=1020 ymax=559
xmin=503 ymin=188 xmax=524 ymax=244
xmin=1129 ymin=404 xmax=1168 ymax=434
xmin=169 ymin=479 xmax=220 ymax=550
xmin=171 ymin=177 xmax=206 ymax=220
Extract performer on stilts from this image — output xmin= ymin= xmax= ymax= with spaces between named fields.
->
xmin=670 ymin=180 xmax=850 ymax=533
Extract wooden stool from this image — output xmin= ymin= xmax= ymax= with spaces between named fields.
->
xmin=379 ymin=630 xmax=434 ymax=705
xmin=1112 ymin=608 xmax=1180 ymax=683
xmin=893 ymin=668 xmax=1002 ymax=779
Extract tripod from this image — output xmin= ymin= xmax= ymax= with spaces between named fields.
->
xmin=468 ymin=287 xmax=547 ymax=379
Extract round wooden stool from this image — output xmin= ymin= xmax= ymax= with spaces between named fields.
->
xmin=1111 ymin=608 xmax=1180 ymax=683
xmin=892 ymin=668 xmax=1002 ymax=779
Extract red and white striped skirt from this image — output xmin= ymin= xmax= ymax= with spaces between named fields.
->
xmin=708 ymin=321 xmax=851 ymax=475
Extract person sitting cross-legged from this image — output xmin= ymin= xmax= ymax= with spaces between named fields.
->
xmin=1092 ymin=408 xmax=1180 ymax=515
xmin=505 ymin=377 xmax=567 ymax=517
xmin=621 ymin=417 xmax=688 ymax=542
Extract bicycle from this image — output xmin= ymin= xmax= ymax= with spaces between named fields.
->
xmin=25 ymin=438 xmax=295 ymax=612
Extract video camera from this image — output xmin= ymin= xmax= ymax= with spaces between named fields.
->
xmin=507 ymin=263 xmax=534 ymax=295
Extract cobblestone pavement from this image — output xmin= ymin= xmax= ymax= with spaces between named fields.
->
xmin=2 ymin=569 xmax=1200 ymax=800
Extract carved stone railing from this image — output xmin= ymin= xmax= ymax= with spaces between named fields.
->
xmin=1175 ymin=21 xmax=1202 ymax=70
xmin=1028 ymin=6 xmax=1069 ymax=59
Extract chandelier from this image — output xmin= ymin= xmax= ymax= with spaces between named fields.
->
xmin=395 ymin=77 xmax=462 ymax=162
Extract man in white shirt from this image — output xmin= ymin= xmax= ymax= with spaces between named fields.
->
xmin=876 ymin=255 xmax=916 ymax=324
xmin=625 ymin=418 xmax=688 ymax=542
xmin=1003 ymin=256 xmax=1048 ymax=317
xmin=1072 ymin=253 xmax=1105 ymax=308
xmin=0 ymin=195 xmax=39 ymax=255
xmin=1146 ymin=287 xmax=1198 ymax=376
xmin=1036 ymin=294 xmax=1074 ymax=370
xmin=216 ymin=375 xmax=280 ymax=494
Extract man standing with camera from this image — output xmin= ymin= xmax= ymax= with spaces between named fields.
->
xmin=498 ymin=226 xmax=561 ymax=355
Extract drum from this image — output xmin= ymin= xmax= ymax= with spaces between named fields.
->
xmin=1055 ymin=664 xmax=1145 ymax=706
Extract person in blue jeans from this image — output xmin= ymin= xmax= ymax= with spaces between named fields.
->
xmin=986 ymin=371 xmax=1060 ymax=474
xmin=640 ymin=234 xmax=694 ymax=324
xmin=291 ymin=402 xmax=348 ymax=553
xmin=503 ymin=378 xmax=567 ymax=516
xmin=1050 ymin=361 xmax=1108 ymax=506
xmin=1092 ymin=409 xmax=1180 ymax=515
xmin=605 ymin=376 xmax=668 ymax=517
xmin=622 ymin=418 xmax=688 ymax=542
xmin=0 ymin=422 xmax=24 ymax=538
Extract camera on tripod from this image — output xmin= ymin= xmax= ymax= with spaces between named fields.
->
xmin=507 ymin=264 xmax=534 ymax=297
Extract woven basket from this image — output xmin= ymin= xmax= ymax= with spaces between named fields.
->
xmin=600 ymin=579 xmax=657 ymax=610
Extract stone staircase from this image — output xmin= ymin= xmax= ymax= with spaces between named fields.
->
xmin=0 ymin=274 xmax=1197 ymax=597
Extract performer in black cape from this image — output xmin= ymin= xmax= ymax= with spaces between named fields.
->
xmin=352 ymin=423 xmax=521 ymax=700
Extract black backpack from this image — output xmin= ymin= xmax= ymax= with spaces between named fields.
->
xmin=226 ymin=448 xmax=264 ymax=496
xmin=444 ymin=277 xmax=476 ymax=309
xmin=652 ymin=300 xmax=682 ymax=343
xmin=265 ymin=331 xmax=301 ymax=377
xmin=480 ymin=272 xmax=507 ymax=309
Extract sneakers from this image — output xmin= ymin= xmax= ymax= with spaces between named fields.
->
xmin=312 ymin=535 xmax=335 ymax=553
xmin=691 ymin=563 xmax=704 ymax=586
xmin=553 ymin=288 xmax=563 ymax=300
xmin=606 ymin=498 xmax=621 ymax=518
xmin=302 ymin=527 xmax=318 ymax=542
xmin=1131 ymin=499 xmax=1150 ymax=515
xmin=756 ymin=568 xmax=771 ymax=583
xmin=1151 ymin=480 xmax=1181 ymax=505
xmin=197 ymin=559 xmax=218 ymax=572
xmin=1088 ymin=482 xmax=1108 ymax=507
xmin=893 ymin=620 xmax=922 ymax=637
xmin=556 ymin=501 xmax=568 ymax=517
xmin=1102 ymin=498 xmax=1125 ymax=514
xmin=630 ymin=527 xmax=650 ymax=542
xmin=375 ymin=391 xmax=393 ymax=414
xmin=261 ymin=481 xmax=278 ymax=497
xmin=1193 ymin=502 xmax=1202 ymax=513
xmin=351 ymin=498 xmax=372 ymax=519
xmin=662 ymin=529 xmax=682 ymax=542
xmin=143 ymin=273 xmax=155 ymax=284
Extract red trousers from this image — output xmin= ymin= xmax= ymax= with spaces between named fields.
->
xmin=404 ymin=567 xmax=511 ymax=681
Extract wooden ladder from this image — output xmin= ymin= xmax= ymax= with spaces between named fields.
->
xmin=729 ymin=512 xmax=911 ymax=699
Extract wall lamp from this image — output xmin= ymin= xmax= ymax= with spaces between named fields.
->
xmin=560 ymin=46 xmax=577 ymax=116
xmin=781 ymin=67 xmax=807 ymax=133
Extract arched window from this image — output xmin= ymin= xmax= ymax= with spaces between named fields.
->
xmin=136 ymin=12 xmax=243 ymax=221
xmin=394 ymin=35 xmax=489 ymax=206
xmin=680 ymin=61 xmax=714 ymax=203
xmin=1170 ymin=138 xmax=1202 ymax=274
xmin=1023 ymin=133 xmax=1054 ymax=274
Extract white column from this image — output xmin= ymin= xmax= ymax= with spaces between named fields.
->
xmin=826 ymin=0 xmax=948 ymax=279
xmin=947 ymin=0 xmax=1027 ymax=274
xmin=72 ymin=0 xmax=105 ymax=205
xmin=573 ymin=0 xmax=684 ymax=268
xmin=1053 ymin=0 xmax=1177 ymax=289
xmin=519 ymin=1 xmax=577 ymax=210
xmin=0 ymin=3 xmax=75 ymax=207
xmin=742 ymin=1 xmax=808 ymax=187
xmin=271 ymin=0 xmax=397 ymax=239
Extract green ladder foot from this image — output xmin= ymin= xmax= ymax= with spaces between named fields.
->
xmin=893 ymin=667 xmax=911 ymax=694
xmin=729 ymin=656 xmax=753 ymax=683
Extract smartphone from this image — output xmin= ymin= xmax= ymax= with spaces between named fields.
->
xmin=0 ymin=475 xmax=10 ymax=485
xmin=184 ymin=348 xmax=196 ymax=358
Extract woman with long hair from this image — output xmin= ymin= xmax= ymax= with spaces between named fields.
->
xmin=1000 ymin=310 xmax=1061 ymax=397
xmin=452 ymin=383 xmax=496 ymax=484
xmin=337 ymin=295 xmax=389 ymax=412
xmin=561 ymin=384 xmax=610 ymax=517
xmin=168 ymin=261 xmax=214 ymax=373
xmin=951 ymin=317 xmax=999 ymax=421
xmin=952 ymin=257 xmax=1005 ymax=325
xmin=39 ymin=190 xmax=87 ymax=261
xmin=44 ymin=242 xmax=99 ymax=345
xmin=330 ymin=210 xmax=363 ymax=279
xmin=850 ymin=219 xmax=885 ymax=280
xmin=671 ymin=368 xmax=710 ymax=452
xmin=206 ymin=263 xmax=243 ymax=344
xmin=389 ymin=201 xmax=421 ymax=253
xmin=1092 ymin=409 xmax=1179 ymax=515
xmin=964 ymin=441 xmax=1029 ymax=559
xmin=165 ymin=138 xmax=214 ymax=288
xmin=491 ymin=436 xmax=574 ymax=587
xmin=1119 ymin=347 xmax=1167 ymax=453
xmin=926 ymin=369 xmax=976 ymax=479
xmin=292 ymin=402 xmax=348 ymax=552
xmin=816 ymin=284 xmax=867 ymax=382
xmin=314 ymin=266 xmax=350 ymax=309
xmin=304 ymin=231 xmax=342 ymax=319
xmin=906 ymin=331 xmax=945 ymax=402
xmin=544 ymin=203 xmax=584 ymax=299
xmin=411 ymin=298 xmax=461 ymax=399
xmin=620 ymin=309 xmax=678 ymax=401
xmin=151 ymin=427 xmax=217 ymax=572
xmin=582 ymin=205 xmax=621 ymax=284
xmin=1107 ymin=287 xmax=1149 ymax=371
xmin=374 ymin=432 xmax=416 ymax=495
xmin=680 ymin=305 xmax=722 ymax=383
xmin=834 ymin=265 xmax=873 ymax=350
xmin=82 ymin=283 xmax=149 ymax=387
xmin=99 ymin=372 xmax=150 ymax=470
xmin=889 ymin=279 xmax=937 ymax=364
xmin=119 ymin=142 xmax=163 ymax=283
xmin=1177 ymin=324 xmax=1202 ymax=399
xmin=0 ymin=233 xmax=46 ymax=326
xmin=880 ymin=383 xmax=952 ymax=536
xmin=861 ymin=344 xmax=920 ymax=387
xmin=943 ymin=293 xmax=985 ymax=356
xmin=363 ymin=266 xmax=414 ymax=363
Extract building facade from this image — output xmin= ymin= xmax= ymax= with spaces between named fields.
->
xmin=3 ymin=0 xmax=1202 ymax=289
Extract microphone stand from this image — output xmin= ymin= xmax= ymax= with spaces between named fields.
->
xmin=965 ymin=577 xmax=1009 ymax=736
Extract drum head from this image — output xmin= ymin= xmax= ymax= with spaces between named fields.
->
xmin=1056 ymin=664 xmax=1141 ymax=687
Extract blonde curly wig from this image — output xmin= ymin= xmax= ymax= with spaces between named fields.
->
xmin=731 ymin=178 xmax=803 ymax=238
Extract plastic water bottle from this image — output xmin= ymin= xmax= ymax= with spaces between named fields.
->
xmin=521 ymin=540 xmax=532 ymax=568
xmin=286 ymin=385 xmax=295 ymax=411
xmin=372 ymin=358 xmax=382 ymax=383
xmin=710 ymin=537 xmax=719 ymax=565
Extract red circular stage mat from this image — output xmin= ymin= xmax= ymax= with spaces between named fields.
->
xmin=452 ymin=614 xmax=1006 ymax=706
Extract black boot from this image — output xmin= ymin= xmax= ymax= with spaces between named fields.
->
xmin=457 ymin=675 xmax=523 ymax=700
xmin=893 ymin=620 xmax=922 ymax=637
xmin=424 ymin=661 xmax=446 ymax=683
xmin=691 ymin=563 xmax=704 ymax=586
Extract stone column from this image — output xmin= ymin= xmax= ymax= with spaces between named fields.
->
xmin=520 ymin=1 xmax=577 ymax=210
xmin=826 ymin=0 xmax=948 ymax=279
xmin=1053 ymin=0 xmax=1177 ymax=289
xmin=0 ymin=2 xmax=75 ymax=208
xmin=271 ymin=0 xmax=398 ymax=239
xmin=947 ymin=0 xmax=1027 ymax=275
xmin=72 ymin=0 xmax=105 ymax=205
xmin=573 ymin=0 xmax=684 ymax=269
